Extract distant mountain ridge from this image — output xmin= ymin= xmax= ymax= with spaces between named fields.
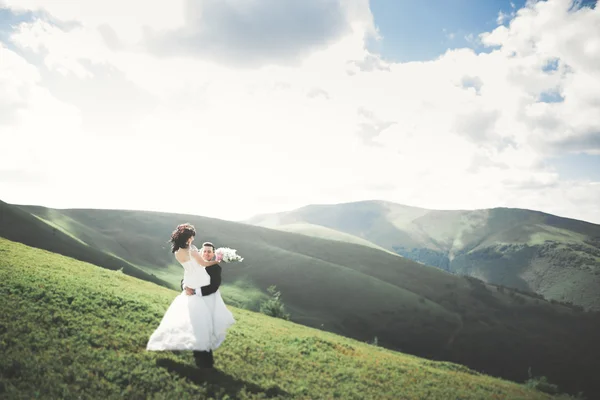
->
xmin=246 ymin=200 xmax=600 ymax=310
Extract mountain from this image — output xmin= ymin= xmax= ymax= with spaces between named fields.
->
xmin=245 ymin=200 xmax=600 ymax=311
xmin=274 ymin=222 xmax=396 ymax=254
xmin=1 ymin=237 xmax=570 ymax=399
xmin=0 ymin=200 xmax=170 ymax=288
xmin=2 ymin=200 xmax=600 ymax=397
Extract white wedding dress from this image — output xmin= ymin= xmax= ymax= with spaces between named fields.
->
xmin=146 ymin=247 xmax=235 ymax=351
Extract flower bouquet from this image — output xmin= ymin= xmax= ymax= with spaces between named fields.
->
xmin=215 ymin=247 xmax=244 ymax=263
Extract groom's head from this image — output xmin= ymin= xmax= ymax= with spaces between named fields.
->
xmin=201 ymin=242 xmax=215 ymax=261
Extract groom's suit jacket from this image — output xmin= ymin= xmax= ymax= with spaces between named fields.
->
xmin=181 ymin=264 xmax=222 ymax=296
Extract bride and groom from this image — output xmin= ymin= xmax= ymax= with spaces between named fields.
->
xmin=146 ymin=223 xmax=235 ymax=368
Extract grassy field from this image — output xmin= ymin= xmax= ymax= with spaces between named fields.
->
xmin=0 ymin=200 xmax=171 ymax=289
xmin=246 ymin=201 xmax=600 ymax=310
xmin=2 ymin=201 xmax=600 ymax=398
xmin=0 ymin=237 xmax=577 ymax=400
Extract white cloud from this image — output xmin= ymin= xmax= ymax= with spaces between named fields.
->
xmin=1 ymin=0 xmax=599 ymax=224
xmin=0 ymin=43 xmax=83 ymax=182
xmin=497 ymin=11 xmax=508 ymax=25
xmin=11 ymin=20 xmax=108 ymax=78
xmin=3 ymin=0 xmax=187 ymax=45
xmin=143 ymin=0 xmax=376 ymax=67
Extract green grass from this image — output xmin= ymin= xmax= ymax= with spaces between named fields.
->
xmin=3 ymin=201 xmax=600 ymax=398
xmin=0 ymin=200 xmax=171 ymax=289
xmin=526 ymin=225 xmax=585 ymax=246
xmin=30 ymin=213 xmax=89 ymax=246
xmin=0 ymin=237 xmax=572 ymax=400
xmin=140 ymin=262 xmax=186 ymax=288
xmin=219 ymin=279 xmax=269 ymax=311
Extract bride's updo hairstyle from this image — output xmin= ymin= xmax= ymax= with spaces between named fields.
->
xmin=169 ymin=223 xmax=196 ymax=253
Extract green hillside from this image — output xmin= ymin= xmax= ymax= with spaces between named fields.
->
xmin=0 ymin=200 xmax=171 ymax=289
xmin=246 ymin=201 xmax=600 ymax=311
xmin=2 ymin=201 xmax=600 ymax=398
xmin=0 ymin=237 xmax=571 ymax=400
xmin=274 ymin=222 xmax=396 ymax=254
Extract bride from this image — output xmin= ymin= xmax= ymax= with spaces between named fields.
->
xmin=146 ymin=223 xmax=235 ymax=358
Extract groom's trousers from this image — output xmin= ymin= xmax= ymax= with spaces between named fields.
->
xmin=193 ymin=350 xmax=214 ymax=368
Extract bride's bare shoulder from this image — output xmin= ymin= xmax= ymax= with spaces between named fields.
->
xmin=174 ymin=249 xmax=191 ymax=263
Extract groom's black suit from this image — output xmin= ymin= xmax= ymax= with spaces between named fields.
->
xmin=181 ymin=264 xmax=222 ymax=296
xmin=181 ymin=264 xmax=222 ymax=368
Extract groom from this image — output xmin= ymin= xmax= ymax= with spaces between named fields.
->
xmin=181 ymin=241 xmax=222 ymax=369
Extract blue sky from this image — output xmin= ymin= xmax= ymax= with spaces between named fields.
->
xmin=0 ymin=0 xmax=599 ymax=222
xmin=3 ymin=1 xmax=526 ymax=61
xmin=368 ymin=0 xmax=600 ymax=182
xmin=368 ymin=0 xmax=527 ymax=62
xmin=549 ymin=153 xmax=600 ymax=181
xmin=369 ymin=0 xmax=596 ymax=62
xmin=0 ymin=7 xmax=33 ymax=44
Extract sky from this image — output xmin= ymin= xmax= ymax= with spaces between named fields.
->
xmin=1 ymin=0 xmax=599 ymax=224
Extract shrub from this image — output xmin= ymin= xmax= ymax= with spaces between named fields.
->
xmin=525 ymin=367 xmax=559 ymax=394
xmin=259 ymin=285 xmax=290 ymax=320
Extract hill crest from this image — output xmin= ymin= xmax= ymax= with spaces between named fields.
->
xmin=245 ymin=200 xmax=600 ymax=311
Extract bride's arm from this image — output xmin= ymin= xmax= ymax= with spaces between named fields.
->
xmin=191 ymin=248 xmax=220 ymax=267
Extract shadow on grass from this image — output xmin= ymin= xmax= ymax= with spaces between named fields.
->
xmin=156 ymin=358 xmax=290 ymax=399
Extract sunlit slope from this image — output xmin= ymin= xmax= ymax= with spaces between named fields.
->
xmin=247 ymin=200 xmax=600 ymax=310
xmin=0 ymin=237 xmax=569 ymax=400
xmin=0 ymin=200 xmax=170 ymax=288
xmin=3 ymin=202 xmax=600 ymax=397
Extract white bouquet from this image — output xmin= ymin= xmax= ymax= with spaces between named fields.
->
xmin=215 ymin=247 xmax=244 ymax=263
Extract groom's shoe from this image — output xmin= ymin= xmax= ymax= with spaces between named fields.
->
xmin=193 ymin=351 xmax=214 ymax=369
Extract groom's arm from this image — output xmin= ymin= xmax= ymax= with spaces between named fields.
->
xmin=182 ymin=279 xmax=196 ymax=296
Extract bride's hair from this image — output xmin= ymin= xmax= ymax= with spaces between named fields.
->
xmin=169 ymin=223 xmax=196 ymax=253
